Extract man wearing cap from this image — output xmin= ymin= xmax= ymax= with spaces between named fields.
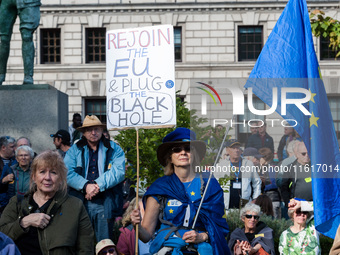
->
xmin=50 ymin=129 xmax=71 ymax=158
xmin=64 ymin=115 xmax=125 ymax=241
xmin=216 ymin=139 xmax=261 ymax=210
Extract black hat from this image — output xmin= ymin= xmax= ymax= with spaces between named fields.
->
xmin=50 ymin=129 xmax=71 ymax=143
xmin=157 ymin=127 xmax=206 ymax=166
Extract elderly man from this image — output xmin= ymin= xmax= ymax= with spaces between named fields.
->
xmin=246 ymin=123 xmax=274 ymax=153
xmin=281 ymin=141 xmax=312 ymax=207
xmin=0 ymin=136 xmax=16 ymax=175
xmin=15 ymin=137 xmax=31 ymax=148
xmin=50 ymin=129 xmax=71 ymax=158
xmin=0 ymin=0 xmax=41 ymax=85
xmin=64 ymin=115 xmax=125 ymax=241
xmin=215 ymin=139 xmax=261 ymax=209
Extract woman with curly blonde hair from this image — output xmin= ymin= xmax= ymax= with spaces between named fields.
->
xmin=117 ymin=195 xmax=151 ymax=254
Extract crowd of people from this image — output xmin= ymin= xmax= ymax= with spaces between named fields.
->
xmin=0 ymin=117 xmax=339 ymax=254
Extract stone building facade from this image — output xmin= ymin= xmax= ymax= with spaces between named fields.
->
xmin=3 ymin=0 xmax=340 ymax=151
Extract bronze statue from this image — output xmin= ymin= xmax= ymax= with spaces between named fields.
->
xmin=0 ymin=0 xmax=41 ymax=85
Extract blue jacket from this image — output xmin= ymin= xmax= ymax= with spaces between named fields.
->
xmin=0 ymin=163 xmax=31 ymax=207
xmin=64 ymin=136 xmax=125 ymax=219
xmin=0 ymin=159 xmax=17 ymax=210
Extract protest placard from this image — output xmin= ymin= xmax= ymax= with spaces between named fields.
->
xmin=106 ymin=25 xmax=176 ymax=130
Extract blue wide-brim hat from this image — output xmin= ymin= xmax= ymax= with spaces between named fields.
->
xmin=157 ymin=127 xmax=206 ymax=166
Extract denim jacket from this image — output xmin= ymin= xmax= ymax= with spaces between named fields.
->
xmin=64 ymin=136 xmax=125 ymax=218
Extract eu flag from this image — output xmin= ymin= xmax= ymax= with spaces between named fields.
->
xmin=245 ymin=0 xmax=340 ymax=238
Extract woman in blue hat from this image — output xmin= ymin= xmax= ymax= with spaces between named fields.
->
xmin=131 ymin=127 xmax=230 ymax=255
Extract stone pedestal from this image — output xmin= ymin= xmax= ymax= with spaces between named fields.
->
xmin=0 ymin=84 xmax=68 ymax=153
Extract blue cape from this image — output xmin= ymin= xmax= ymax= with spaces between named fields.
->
xmin=144 ymin=173 xmax=231 ymax=255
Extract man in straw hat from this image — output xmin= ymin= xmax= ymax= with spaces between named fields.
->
xmin=64 ymin=115 xmax=125 ymax=241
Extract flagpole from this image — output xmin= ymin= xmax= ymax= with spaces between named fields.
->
xmin=192 ymin=114 xmax=236 ymax=229
xmin=135 ymin=127 xmax=139 ymax=255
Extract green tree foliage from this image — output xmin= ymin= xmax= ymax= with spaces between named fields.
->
xmin=310 ymin=9 xmax=340 ymax=58
xmin=114 ymin=94 xmax=208 ymax=190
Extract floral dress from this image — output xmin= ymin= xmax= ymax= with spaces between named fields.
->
xmin=279 ymin=219 xmax=320 ymax=255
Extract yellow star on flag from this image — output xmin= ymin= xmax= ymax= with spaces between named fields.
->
xmin=167 ymin=201 xmax=170 ymax=206
xmin=309 ymin=112 xmax=319 ymax=127
xmin=309 ymin=89 xmax=316 ymax=103
xmin=169 ymin=209 xmax=174 ymax=214
xmin=190 ymin=191 xmax=195 ymax=196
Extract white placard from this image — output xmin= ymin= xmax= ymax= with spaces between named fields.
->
xmin=106 ymin=25 xmax=176 ymax=130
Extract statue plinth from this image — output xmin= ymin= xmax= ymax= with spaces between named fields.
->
xmin=0 ymin=84 xmax=69 ymax=153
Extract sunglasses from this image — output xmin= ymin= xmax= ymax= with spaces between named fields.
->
xmin=300 ymin=152 xmax=308 ymax=156
xmin=295 ymin=210 xmax=309 ymax=216
xmin=99 ymin=248 xmax=116 ymax=255
xmin=245 ymin=214 xmax=260 ymax=220
xmin=172 ymin=145 xmax=192 ymax=153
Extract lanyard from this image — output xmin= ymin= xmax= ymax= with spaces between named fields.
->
xmin=230 ymin=161 xmax=242 ymax=182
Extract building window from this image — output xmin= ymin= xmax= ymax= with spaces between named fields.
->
xmin=40 ymin=29 xmax=61 ymax=64
xmin=174 ymin=27 xmax=182 ymax=62
xmin=238 ymin=26 xmax=263 ymax=61
xmin=329 ymin=97 xmax=340 ymax=139
xmin=86 ymin=28 xmax=106 ymax=63
xmin=237 ymin=97 xmax=265 ymax=146
xmin=85 ymin=98 xmax=106 ymax=123
xmin=320 ymin=37 xmax=340 ymax=60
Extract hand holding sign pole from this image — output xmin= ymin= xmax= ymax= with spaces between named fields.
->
xmin=106 ymin=25 xmax=176 ymax=254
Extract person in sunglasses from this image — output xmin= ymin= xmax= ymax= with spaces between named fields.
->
xmin=279 ymin=199 xmax=319 ymax=255
xmin=228 ymin=203 xmax=275 ymax=255
xmin=131 ymin=127 xmax=230 ymax=255
xmin=96 ymin=239 xmax=123 ymax=255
